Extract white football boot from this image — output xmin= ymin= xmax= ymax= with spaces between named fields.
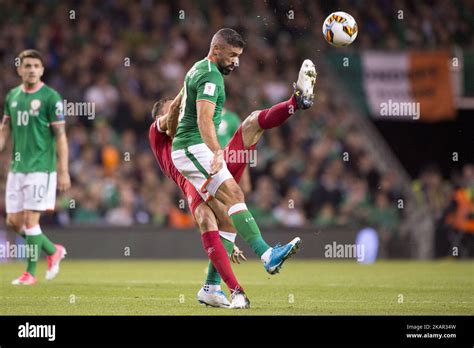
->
xmin=293 ymin=59 xmax=317 ymax=109
xmin=229 ymin=289 xmax=250 ymax=309
xmin=197 ymin=286 xmax=230 ymax=308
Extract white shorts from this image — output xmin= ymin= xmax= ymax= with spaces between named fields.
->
xmin=171 ymin=143 xmax=233 ymax=200
xmin=6 ymin=172 xmax=57 ymax=213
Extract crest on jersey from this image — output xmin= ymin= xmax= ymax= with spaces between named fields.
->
xmin=11 ymin=101 xmax=17 ymax=108
xmin=30 ymin=99 xmax=41 ymax=111
xmin=29 ymin=99 xmax=41 ymax=116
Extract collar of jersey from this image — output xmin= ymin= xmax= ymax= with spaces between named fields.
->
xmin=21 ymin=81 xmax=45 ymax=94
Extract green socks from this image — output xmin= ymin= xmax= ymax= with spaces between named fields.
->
xmin=24 ymin=225 xmax=57 ymax=276
xmin=228 ymin=203 xmax=270 ymax=257
xmin=41 ymin=233 xmax=57 ymax=255
xmin=25 ymin=234 xmax=42 ymax=276
xmin=19 ymin=228 xmax=56 ymax=255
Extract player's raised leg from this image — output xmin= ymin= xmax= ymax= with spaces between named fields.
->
xmin=240 ymin=59 xmax=317 ymax=149
xmin=219 ymin=59 xmax=316 ymax=274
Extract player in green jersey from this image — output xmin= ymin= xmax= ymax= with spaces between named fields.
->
xmin=164 ymin=56 xmax=316 ymax=308
xmin=171 ymin=28 xmax=315 ymax=307
xmin=0 ymin=49 xmax=70 ymax=285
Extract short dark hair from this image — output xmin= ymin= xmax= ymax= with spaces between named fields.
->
xmin=152 ymin=97 xmax=173 ymax=120
xmin=19 ymin=49 xmax=44 ymax=65
xmin=215 ymin=28 xmax=245 ymax=48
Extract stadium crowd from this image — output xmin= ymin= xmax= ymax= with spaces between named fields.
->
xmin=0 ymin=0 xmax=472 ymax=255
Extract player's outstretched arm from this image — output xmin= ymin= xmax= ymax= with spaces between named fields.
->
xmin=165 ymin=91 xmax=183 ymax=138
xmin=52 ymin=123 xmax=71 ymax=192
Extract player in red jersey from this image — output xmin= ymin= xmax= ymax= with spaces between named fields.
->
xmin=149 ymin=95 xmax=250 ymax=308
xmin=149 ymin=60 xmax=316 ymax=308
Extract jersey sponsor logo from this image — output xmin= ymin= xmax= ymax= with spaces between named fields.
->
xmin=203 ymin=82 xmax=216 ymax=96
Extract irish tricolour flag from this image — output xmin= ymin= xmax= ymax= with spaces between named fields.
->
xmin=328 ymin=51 xmax=456 ymax=122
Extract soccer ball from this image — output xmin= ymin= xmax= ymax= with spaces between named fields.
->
xmin=322 ymin=11 xmax=358 ymax=47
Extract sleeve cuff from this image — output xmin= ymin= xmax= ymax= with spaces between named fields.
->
xmin=196 ymin=99 xmax=217 ymax=106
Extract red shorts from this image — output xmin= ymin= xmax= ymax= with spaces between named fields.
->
xmin=184 ymin=125 xmax=256 ymax=215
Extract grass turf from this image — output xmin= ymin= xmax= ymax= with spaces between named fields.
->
xmin=0 ymin=260 xmax=472 ymax=315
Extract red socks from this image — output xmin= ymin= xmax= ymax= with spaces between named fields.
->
xmin=257 ymin=95 xmax=298 ymax=129
xmin=201 ymin=231 xmax=242 ymax=292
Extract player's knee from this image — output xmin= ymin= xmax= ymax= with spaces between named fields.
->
xmin=194 ymin=204 xmax=217 ymax=232
xmin=217 ymin=179 xmax=245 ymax=206
xmin=241 ymin=110 xmax=264 ymax=148
xmin=24 ymin=211 xmax=40 ymax=228
xmin=218 ymin=220 xmax=235 ymax=233
xmin=227 ymin=184 xmax=245 ymax=205
xmin=242 ymin=110 xmax=261 ymax=131
xmin=198 ymin=215 xmax=217 ymax=232
xmin=6 ymin=214 xmax=23 ymax=233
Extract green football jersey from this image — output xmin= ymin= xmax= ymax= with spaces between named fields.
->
xmin=172 ymin=58 xmax=226 ymax=151
xmin=217 ymin=108 xmax=240 ymax=148
xmin=2 ymin=83 xmax=64 ymax=173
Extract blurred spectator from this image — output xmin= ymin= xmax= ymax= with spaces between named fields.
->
xmin=306 ymin=163 xmax=343 ymax=220
xmin=248 ymin=176 xmax=278 ymax=227
xmin=105 ymin=182 xmax=135 ymax=226
xmin=444 ymin=164 xmax=474 ymax=257
xmin=273 ymin=187 xmax=307 ymax=227
xmin=367 ymin=192 xmax=400 ymax=257
xmin=413 ymin=165 xmax=452 ymax=221
xmin=85 ymin=74 xmax=119 ymax=119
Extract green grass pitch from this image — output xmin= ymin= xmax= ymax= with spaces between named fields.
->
xmin=0 ymin=260 xmax=472 ymax=315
